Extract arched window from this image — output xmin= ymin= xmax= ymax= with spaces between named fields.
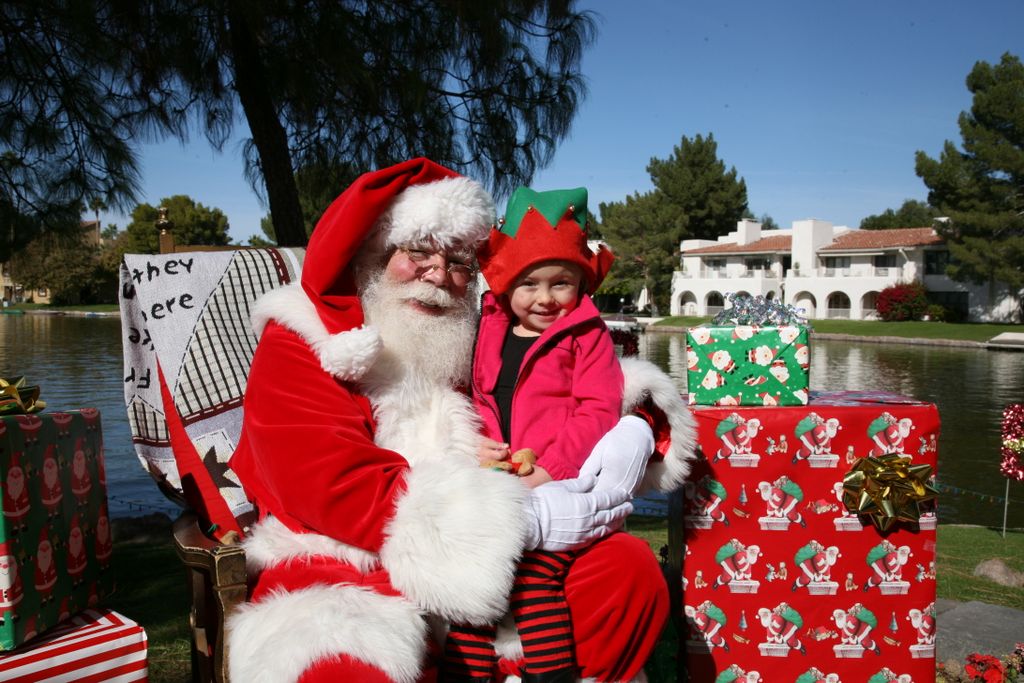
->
xmin=793 ymin=291 xmax=816 ymax=318
xmin=706 ymin=291 xmax=725 ymax=315
xmin=827 ymin=292 xmax=851 ymax=319
xmin=861 ymin=291 xmax=880 ymax=320
xmin=679 ymin=291 xmax=698 ymax=316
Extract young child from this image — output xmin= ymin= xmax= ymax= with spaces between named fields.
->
xmin=442 ymin=186 xmax=623 ymax=682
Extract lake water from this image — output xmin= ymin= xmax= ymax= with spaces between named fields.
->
xmin=1 ymin=314 xmax=179 ymax=519
xmin=2 ymin=314 xmax=1022 ymax=527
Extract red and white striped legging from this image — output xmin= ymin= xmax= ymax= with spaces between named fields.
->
xmin=443 ymin=549 xmax=576 ymax=678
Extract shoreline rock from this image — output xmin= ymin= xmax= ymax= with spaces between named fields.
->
xmin=973 ymin=558 xmax=1024 ymax=587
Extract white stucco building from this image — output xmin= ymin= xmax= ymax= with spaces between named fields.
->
xmin=671 ymin=219 xmax=1021 ymax=322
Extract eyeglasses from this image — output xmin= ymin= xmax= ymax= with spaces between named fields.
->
xmin=397 ymin=246 xmax=477 ymax=287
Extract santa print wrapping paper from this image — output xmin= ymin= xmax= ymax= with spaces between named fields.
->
xmin=686 ymin=325 xmax=811 ymax=406
xmin=681 ymin=392 xmax=939 ymax=683
xmin=0 ymin=608 xmax=147 ymax=681
xmin=0 ymin=411 xmax=115 ymax=650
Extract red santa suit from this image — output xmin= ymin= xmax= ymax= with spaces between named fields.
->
xmin=227 ymin=159 xmax=691 ymax=683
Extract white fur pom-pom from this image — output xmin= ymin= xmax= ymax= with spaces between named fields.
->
xmin=315 ymin=325 xmax=382 ymax=381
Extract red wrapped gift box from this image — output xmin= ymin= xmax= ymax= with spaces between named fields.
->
xmin=682 ymin=391 xmax=938 ymax=683
xmin=0 ymin=608 xmax=147 ymax=682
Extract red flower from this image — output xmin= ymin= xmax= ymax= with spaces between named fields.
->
xmin=964 ymin=653 xmax=1006 ymax=683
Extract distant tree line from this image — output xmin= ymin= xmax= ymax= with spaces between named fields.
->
xmin=9 ymin=194 xmax=230 ymax=304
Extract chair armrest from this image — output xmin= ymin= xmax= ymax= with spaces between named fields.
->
xmin=172 ymin=510 xmax=247 ymax=683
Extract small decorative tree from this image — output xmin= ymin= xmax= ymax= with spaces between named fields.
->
xmin=876 ymin=281 xmax=929 ymax=321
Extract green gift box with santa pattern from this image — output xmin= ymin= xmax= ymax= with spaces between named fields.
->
xmin=686 ymin=324 xmax=811 ymax=406
xmin=0 ymin=410 xmax=115 ymax=650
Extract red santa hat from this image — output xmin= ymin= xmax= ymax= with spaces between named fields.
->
xmin=300 ymin=158 xmax=495 ymax=335
xmin=0 ymin=540 xmax=11 ymax=557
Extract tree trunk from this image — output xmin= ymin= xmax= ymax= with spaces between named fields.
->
xmin=225 ymin=3 xmax=307 ymax=247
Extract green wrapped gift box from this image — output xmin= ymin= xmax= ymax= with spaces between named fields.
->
xmin=686 ymin=324 xmax=811 ymax=406
xmin=0 ymin=410 xmax=115 ymax=650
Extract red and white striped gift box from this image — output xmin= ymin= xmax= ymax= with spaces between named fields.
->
xmin=0 ymin=609 xmax=147 ymax=682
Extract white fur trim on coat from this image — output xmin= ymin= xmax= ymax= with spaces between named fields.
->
xmin=251 ymin=284 xmax=382 ymax=381
xmin=380 ymin=459 xmax=528 ymax=626
xmin=242 ymin=515 xmax=380 ymax=574
xmin=227 ymin=583 xmax=426 ymax=683
xmin=378 ymin=176 xmax=495 ymax=251
xmin=620 ymin=356 xmax=697 ymax=493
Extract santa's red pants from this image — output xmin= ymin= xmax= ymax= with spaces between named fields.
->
xmin=295 ymin=532 xmax=668 ymax=682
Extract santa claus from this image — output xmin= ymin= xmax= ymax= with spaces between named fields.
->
xmin=0 ymin=540 xmax=23 ymax=625
xmin=70 ymin=438 xmax=93 ymax=506
xmin=34 ymin=529 xmax=57 ymax=605
xmin=685 ymin=600 xmax=730 ymax=651
xmin=39 ymin=445 xmax=63 ymax=518
xmin=756 ymin=602 xmax=805 ymax=654
xmin=2 ymin=452 xmax=30 ymax=532
xmin=793 ymin=413 xmax=841 ymax=464
xmin=66 ymin=514 xmax=88 ymax=585
xmin=94 ymin=504 xmax=113 ymax=567
xmin=757 ymin=476 xmax=806 ymax=527
xmin=865 ymin=541 xmax=913 ymax=590
xmin=792 ymin=540 xmax=841 ymax=590
xmin=868 ymin=413 xmax=914 ymax=456
xmin=226 ymin=159 xmax=695 ymax=682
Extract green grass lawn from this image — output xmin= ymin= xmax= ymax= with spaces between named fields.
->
xmin=107 ymin=516 xmax=1023 ymax=682
xmin=650 ymin=315 xmax=1022 ymax=342
xmin=106 ymin=522 xmax=192 ymax=683
xmin=936 ymin=525 xmax=1024 ymax=609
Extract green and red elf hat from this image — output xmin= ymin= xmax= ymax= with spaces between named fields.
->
xmin=477 ymin=186 xmax=614 ymax=296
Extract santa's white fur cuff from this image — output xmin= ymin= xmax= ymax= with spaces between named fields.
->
xmin=227 ymin=583 xmax=426 ymax=683
xmin=380 ymin=459 xmax=528 ymax=625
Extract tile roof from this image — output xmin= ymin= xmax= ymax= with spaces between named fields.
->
xmin=683 ymin=234 xmax=792 ymax=255
xmin=819 ymin=227 xmax=943 ymax=251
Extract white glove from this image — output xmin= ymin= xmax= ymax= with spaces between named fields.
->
xmin=522 ymin=476 xmax=633 ymax=552
xmin=580 ymin=415 xmax=655 ymax=495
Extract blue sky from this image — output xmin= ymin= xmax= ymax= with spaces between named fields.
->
xmin=113 ymin=0 xmax=1024 ymax=243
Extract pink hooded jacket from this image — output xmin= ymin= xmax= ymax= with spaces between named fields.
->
xmin=472 ymin=290 xmax=624 ymax=482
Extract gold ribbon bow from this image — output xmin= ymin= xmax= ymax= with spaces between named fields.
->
xmin=842 ymin=453 xmax=938 ymax=532
xmin=0 ymin=376 xmax=46 ymax=415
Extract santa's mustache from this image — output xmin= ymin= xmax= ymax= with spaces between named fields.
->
xmin=395 ymin=279 xmax=461 ymax=310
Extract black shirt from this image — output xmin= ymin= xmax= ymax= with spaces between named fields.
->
xmin=494 ymin=327 xmax=538 ymax=443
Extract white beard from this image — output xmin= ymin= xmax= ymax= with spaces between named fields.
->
xmin=359 ymin=271 xmax=477 ymax=388
xmin=356 ymin=270 xmax=483 ymax=468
